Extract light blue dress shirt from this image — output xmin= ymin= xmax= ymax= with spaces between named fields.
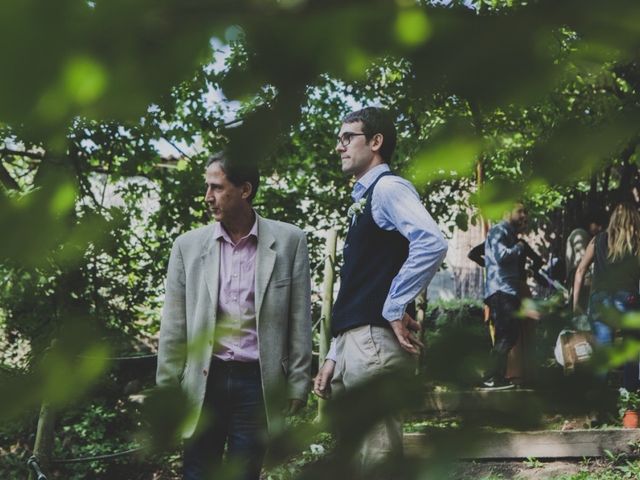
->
xmin=352 ymin=164 xmax=448 ymax=321
xmin=325 ymin=164 xmax=448 ymax=362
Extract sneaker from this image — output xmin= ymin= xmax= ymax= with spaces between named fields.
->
xmin=477 ymin=377 xmax=516 ymax=391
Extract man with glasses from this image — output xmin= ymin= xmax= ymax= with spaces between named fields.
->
xmin=313 ymin=107 xmax=448 ymax=475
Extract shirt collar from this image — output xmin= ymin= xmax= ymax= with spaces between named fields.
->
xmin=213 ymin=212 xmax=258 ymax=245
xmin=351 ymin=163 xmax=390 ymax=201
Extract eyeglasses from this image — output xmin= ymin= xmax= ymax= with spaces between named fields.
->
xmin=336 ymin=132 xmax=366 ymax=148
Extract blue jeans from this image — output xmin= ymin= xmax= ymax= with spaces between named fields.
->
xmin=591 ymin=320 xmax=613 ymax=346
xmin=589 ymin=291 xmax=640 ymax=390
xmin=183 ymin=359 xmax=267 ymax=480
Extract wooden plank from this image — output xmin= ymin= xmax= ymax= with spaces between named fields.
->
xmin=421 ymin=389 xmax=539 ymax=413
xmin=404 ymin=429 xmax=640 ymax=459
xmin=419 ymin=389 xmax=616 ymax=414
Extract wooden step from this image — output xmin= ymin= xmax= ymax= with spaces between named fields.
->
xmin=420 ymin=389 xmax=538 ymax=413
xmin=419 ymin=388 xmax=615 ymax=414
xmin=404 ymin=429 xmax=640 ymax=459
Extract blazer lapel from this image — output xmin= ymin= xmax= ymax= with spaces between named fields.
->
xmin=255 ymin=215 xmax=276 ymax=326
xmin=201 ymin=224 xmax=220 ymax=312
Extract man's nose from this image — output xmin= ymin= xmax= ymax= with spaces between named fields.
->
xmin=335 ymin=142 xmax=345 ymax=154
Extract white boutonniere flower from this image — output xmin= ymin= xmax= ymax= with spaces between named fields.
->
xmin=347 ymin=197 xmax=367 ymax=222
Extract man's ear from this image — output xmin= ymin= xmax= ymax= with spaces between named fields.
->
xmin=241 ymin=182 xmax=253 ymax=200
xmin=370 ymin=133 xmax=384 ymax=153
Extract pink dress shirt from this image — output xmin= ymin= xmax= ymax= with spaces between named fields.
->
xmin=211 ymin=218 xmax=259 ymax=362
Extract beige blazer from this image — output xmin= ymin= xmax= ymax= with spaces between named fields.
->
xmin=156 ymin=214 xmax=312 ymax=438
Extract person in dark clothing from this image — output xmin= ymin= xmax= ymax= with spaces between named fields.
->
xmin=477 ymin=203 xmax=529 ymax=390
xmin=566 ymin=211 xmax=607 ymax=311
xmin=573 ymin=202 xmax=640 ymax=391
xmin=469 ymin=226 xmax=543 ymax=386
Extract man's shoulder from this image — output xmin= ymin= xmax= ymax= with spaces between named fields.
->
xmin=488 ymin=221 xmax=509 ymax=238
xmin=373 ymin=173 xmax=418 ymax=199
xmin=376 ymin=172 xmax=413 ymax=187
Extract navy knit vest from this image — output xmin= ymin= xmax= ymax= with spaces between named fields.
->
xmin=331 ymin=171 xmax=415 ymax=336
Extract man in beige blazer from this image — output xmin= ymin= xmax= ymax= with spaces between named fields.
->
xmin=157 ymin=153 xmax=312 ymax=480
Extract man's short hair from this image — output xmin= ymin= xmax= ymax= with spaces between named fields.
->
xmin=585 ymin=209 xmax=608 ymax=228
xmin=206 ymin=152 xmax=260 ymax=202
xmin=342 ymin=107 xmax=397 ymax=163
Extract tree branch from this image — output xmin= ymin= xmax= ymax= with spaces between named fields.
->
xmin=0 ymin=161 xmax=20 ymax=191
xmin=0 ymin=147 xmax=44 ymax=160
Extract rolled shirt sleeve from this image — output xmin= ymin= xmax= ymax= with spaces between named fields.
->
xmin=325 ymin=338 xmax=337 ymax=363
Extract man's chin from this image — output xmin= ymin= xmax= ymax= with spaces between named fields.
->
xmin=341 ymin=164 xmax=355 ymax=176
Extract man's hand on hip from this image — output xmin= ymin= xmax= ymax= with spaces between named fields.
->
xmin=313 ymin=359 xmax=336 ymax=399
xmin=390 ymin=312 xmax=424 ymax=355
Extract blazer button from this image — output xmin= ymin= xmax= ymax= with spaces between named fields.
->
xmin=203 ymin=369 xmax=208 ymax=376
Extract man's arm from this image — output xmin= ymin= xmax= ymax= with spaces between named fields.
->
xmin=156 ymin=240 xmax=187 ymax=387
xmin=468 ymin=242 xmax=485 ymax=267
xmin=286 ymin=231 xmax=313 ymax=406
xmin=522 ymin=240 xmax=544 ymax=271
xmin=374 ymin=178 xmax=448 ymax=321
xmin=373 ymin=178 xmax=448 ymax=351
xmin=313 ymin=339 xmax=337 ymax=399
xmin=488 ymin=226 xmax=523 ymax=265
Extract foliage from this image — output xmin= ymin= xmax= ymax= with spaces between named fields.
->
xmin=2 ymin=0 xmax=640 ymax=479
xmin=425 ymin=298 xmax=485 ymax=328
xmin=55 ymin=401 xmax=137 ymax=478
xmin=264 ymin=432 xmax=333 ymax=480
xmin=617 ymin=387 xmax=640 ymax=417
xmin=421 ymin=298 xmax=491 ymax=386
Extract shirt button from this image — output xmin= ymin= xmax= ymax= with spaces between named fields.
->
xmin=203 ymin=369 xmax=208 ymax=376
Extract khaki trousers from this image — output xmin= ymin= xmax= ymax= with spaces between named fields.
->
xmin=331 ymin=324 xmax=412 ymax=476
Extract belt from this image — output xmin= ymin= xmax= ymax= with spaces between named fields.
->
xmin=210 ymin=357 xmax=261 ymax=372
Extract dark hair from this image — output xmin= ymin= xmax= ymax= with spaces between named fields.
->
xmin=579 ymin=209 xmax=609 ymax=229
xmin=342 ymin=107 xmax=397 ymax=163
xmin=583 ymin=209 xmax=608 ymax=229
xmin=205 ymin=152 xmax=260 ymax=202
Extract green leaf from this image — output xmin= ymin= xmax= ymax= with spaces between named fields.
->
xmin=64 ymin=56 xmax=108 ymax=105
xmin=409 ymin=138 xmax=480 ymax=186
xmin=395 ymin=9 xmax=432 ymax=47
xmin=49 ymin=181 xmax=77 ymax=215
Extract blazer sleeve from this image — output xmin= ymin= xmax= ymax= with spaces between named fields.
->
xmin=286 ymin=231 xmax=312 ymax=400
xmin=156 ymin=239 xmax=188 ymax=387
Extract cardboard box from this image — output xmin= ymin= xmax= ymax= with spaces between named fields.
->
xmin=554 ymin=330 xmax=595 ymax=374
